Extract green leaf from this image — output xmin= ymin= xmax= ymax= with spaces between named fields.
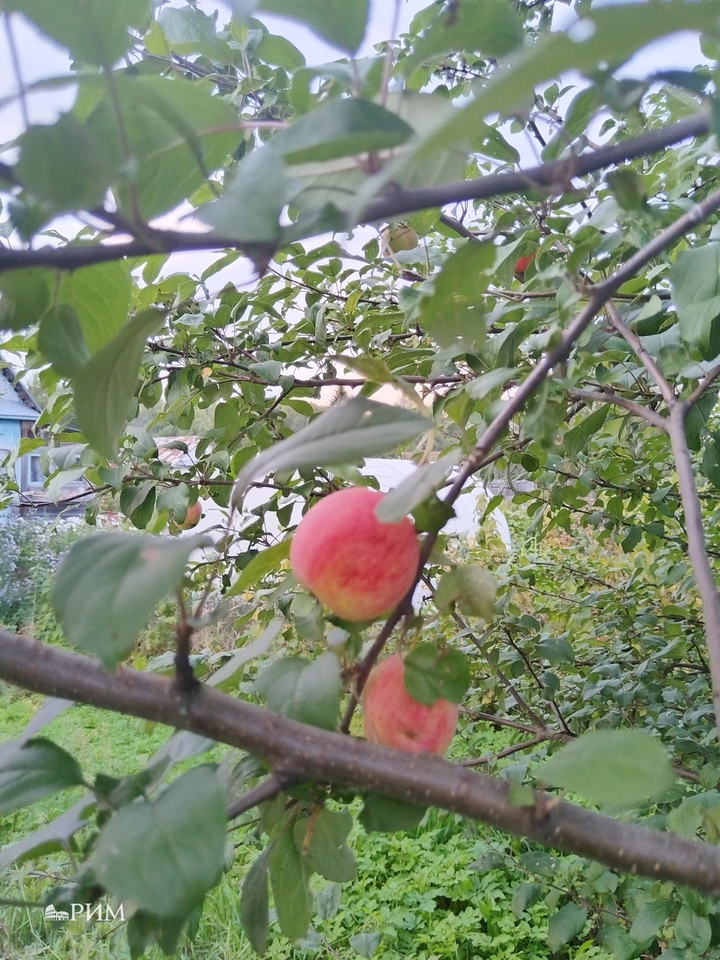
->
xmin=227 ymin=540 xmax=292 ymax=596
xmin=240 ymin=847 xmax=271 ymax=955
xmin=316 ymin=883 xmax=341 ymax=921
xmin=37 ymin=304 xmax=91 ymax=377
xmin=198 ymin=147 xmax=286 ymax=244
xmin=435 ymin=565 xmax=497 ymax=620
xmin=0 ymin=796 xmax=94 ymax=871
xmin=621 ymin=525 xmax=642 ymax=554
xmin=272 ymin=100 xmax=413 ymax=165
xmin=671 ymin=243 xmax=720 ymax=359
xmin=675 ymin=905 xmax=712 ymax=952
xmin=233 ymin=0 xmax=370 ymax=53
xmin=702 ymin=432 xmax=720 ymax=488
xmin=6 ymin=0 xmax=150 ymax=64
xmin=512 ymin=882 xmax=544 ymax=918
xmin=255 ymin=653 xmax=341 ymax=730
xmin=597 ymin=925 xmax=641 ymax=960
xmin=465 ymin=367 xmax=515 ymax=401
xmin=86 ymin=74 xmax=241 ymax=219
xmin=126 ymin=911 xmax=189 ymax=960
xmin=208 ymin=620 xmax=283 ymax=693
xmin=349 ymin=931 xmax=382 ymax=957
xmin=73 ymin=309 xmax=163 ymax=459
xmin=155 ymin=6 xmax=233 ymax=61
xmin=564 ymin=406 xmax=609 ymax=456
xmin=629 ymin=900 xmax=673 ymax=942
xmin=294 ymin=807 xmax=356 ymax=882
xmin=255 ymin=33 xmax=306 ymax=70
xmin=403 ymin=643 xmax=471 ymax=706
xmin=17 ymin=114 xmax=119 ymax=213
xmin=0 ymin=268 xmax=51 ymax=330
xmin=269 ymin=817 xmax=312 ymax=941
xmin=607 ymin=167 xmax=648 ymax=211
xmin=359 ymin=795 xmax=426 ymax=833
xmin=375 ymin=452 xmax=461 ymax=523
xmin=0 ymin=739 xmax=84 ymax=815
xmin=93 ymin=766 xmax=227 ymax=919
xmin=17 ymin=698 xmax=74 ymax=744
xmin=233 ymin=398 xmax=431 ymax=503
xmin=547 ymin=903 xmax=588 ymax=952
xmin=418 ymin=242 xmax=495 ymax=350
xmin=58 ymin=261 xmax=132 ymax=354
xmin=538 ymin=730 xmax=675 ymax=808
xmin=52 ymin=531 xmax=209 ymax=667
xmin=399 ymin=0 xmax=523 ymax=75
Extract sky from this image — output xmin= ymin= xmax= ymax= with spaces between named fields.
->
xmin=0 ymin=0 xmax=710 ymax=291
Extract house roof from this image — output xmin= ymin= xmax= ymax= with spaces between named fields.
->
xmin=0 ymin=368 xmax=41 ymax=421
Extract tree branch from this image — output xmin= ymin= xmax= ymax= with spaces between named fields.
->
xmin=2 ymin=630 xmax=720 ymax=892
xmin=605 ymin=301 xmax=676 ymax=407
xmin=462 ymin=732 xmax=566 ymax=767
xmin=359 ymin=114 xmax=709 ymax=223
xmin=339 ymin=187 xmax=720 ymax=731
xmin=570 ymin=388 xmax=668 ymax=431
xmin=0 ymin=115 xmax=709 ymax=275
xmin=667 ymin=404 xmax=720 ymax=736
xmin=683 ymin=363 xmax=720 ymax=414
xmin=227 ymin=772 xmax=295 ymax=821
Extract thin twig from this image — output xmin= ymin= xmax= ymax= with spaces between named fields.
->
xmin=683 ymin=363 xmax=720 ymax=414
xmin=667 ymin=405 xmax=720 ymax=737
xmin=227 ymin=772 xmax=295 ymax=821
xmin=462 ymin=733 xmax=565 ymax=767
xmin=570 ymin=388 xmax=668 ymax=432
xmin=605 ymin=301 xmax=676 ymax=406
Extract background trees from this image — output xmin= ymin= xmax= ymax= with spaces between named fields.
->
xmin=2 ymin=0 xmax=720 ymax=957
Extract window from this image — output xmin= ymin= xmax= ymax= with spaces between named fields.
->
xmin=29 ymin=455 xmax=43 ymax=486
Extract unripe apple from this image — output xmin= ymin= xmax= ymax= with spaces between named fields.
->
xmin=362 ymin=654 xmax=458 ymax=755
xmin=177 ymin=500 xmax=202 ymax=530
xmin=514 ymin=251 xmax=536 ymax=276
xmin=289 ymin=487 xmax=420 ymax=622
xmin=382 ymin=223 xmax=419 ymax=255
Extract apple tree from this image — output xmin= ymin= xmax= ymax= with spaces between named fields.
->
xmin=2 ymin=0 xmax=720 ymax=956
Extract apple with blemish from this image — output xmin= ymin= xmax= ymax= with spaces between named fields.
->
xmin=177 ymin=501 xmax=202 ymax=530
xmin=289 ymin=486 xmax=420 ymax=622
xmin=362 ymin=654 xmax=458 ymax=756
xmin=382 ymin=223 xmax=419 ymax=255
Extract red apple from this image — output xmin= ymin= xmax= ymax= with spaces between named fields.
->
xmin=362 ymin=654 xmax=458 ymax=755
xmin=515 ymin=252 xmax=536 ymax=276
xmin=289 ymin=487 xmax=420 ymax=622
xmin=177 ymin=500 xmax=202 ymax=530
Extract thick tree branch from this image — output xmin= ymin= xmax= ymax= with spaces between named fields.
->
xmin=0 ymin=115 xmax=709 ymax=275
xmin=360 ymin=114 xmax=710 ymax=222
xmin=3 ymin=629 xmax=720 ymax=893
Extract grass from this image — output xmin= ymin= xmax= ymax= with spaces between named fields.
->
xmin=0 ymin=685 xmax=613 ymax=960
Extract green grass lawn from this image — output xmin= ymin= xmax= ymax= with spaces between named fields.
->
xmin=0 ymin=687 xmax=612 ymax=960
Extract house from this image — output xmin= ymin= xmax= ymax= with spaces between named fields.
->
xmin=0 ymin=367 xmax=88 ymax=516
